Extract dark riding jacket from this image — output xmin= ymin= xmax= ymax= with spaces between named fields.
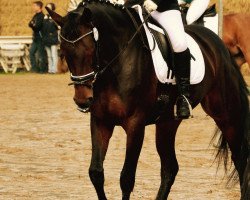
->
xmin=42 ymin=15 xmax=59 ymax=47
xmin=125 ymin=0 xmax=180 ymax=12
xmin=28 ymin=12 xmax=45 ymax=42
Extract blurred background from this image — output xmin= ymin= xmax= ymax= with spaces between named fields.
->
xmin=0 ymin=0 xmax=250 ymax=36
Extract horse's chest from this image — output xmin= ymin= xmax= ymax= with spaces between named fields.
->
xmin=93 ymin=94 xmax=127 ymax=119
xmin=107 ymin=96 xmax=126 ymax=117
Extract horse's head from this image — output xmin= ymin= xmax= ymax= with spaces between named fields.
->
xmin=46 ymin=4 xmax=97 ymax=113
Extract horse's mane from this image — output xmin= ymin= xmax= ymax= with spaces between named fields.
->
xmin=84 ymin=0 xmax=124 ymax=9
xmin=62 ymin=0 xmax=127 ymax=39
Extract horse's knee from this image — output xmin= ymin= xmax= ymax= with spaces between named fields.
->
xmin=161 ymin=163 xmax=179 ymax=180
xmin=120 ymin=169 xmax=135 ymax=194
xmin=89 ymin=168 xmax=105 ymax=188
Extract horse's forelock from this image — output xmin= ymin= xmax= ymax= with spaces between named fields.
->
xmin=62 ymin=13 xmax=82 ymax=39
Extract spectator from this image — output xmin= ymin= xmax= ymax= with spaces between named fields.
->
xmin=42 ymin=3 xmax=59 ymax=74
xmin=28 ymin=1 xmax=47 ymax=73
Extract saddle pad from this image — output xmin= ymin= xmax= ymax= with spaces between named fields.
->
xmin=134 ymin=5 xmax=205 ymax=84
xmin=204 ymin=14 xmax=219 ymax=35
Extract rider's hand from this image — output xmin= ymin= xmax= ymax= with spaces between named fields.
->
xmin=144 ymin=0 xmax=158 ymax=13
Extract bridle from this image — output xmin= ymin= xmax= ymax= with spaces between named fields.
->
xmin=60 ymin=31 xmax=94 ymax=45
xmin=61 ymin=9 xmax=151 ymax=88
xmin=60 ymin=27 xmax=100 ymax=87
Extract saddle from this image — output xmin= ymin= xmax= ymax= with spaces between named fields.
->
xmin=126 ymin=5 xmax=206 ymax=123
xmin=126 ymin=3 xmax=217 ymax=71
xmin=144 ymin=4 xmax=217 ymax=65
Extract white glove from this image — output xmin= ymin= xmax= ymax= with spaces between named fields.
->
xmin=143 ymin=0 xmax=158 ymax=13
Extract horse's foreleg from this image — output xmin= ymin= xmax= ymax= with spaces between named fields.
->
xmin=155 ymin=119 xmax=181 ymax=200
xmin=89 ymin=115 xmax=114 ymax=200
xmin=120 ymin=119 xmax=145 ymax=200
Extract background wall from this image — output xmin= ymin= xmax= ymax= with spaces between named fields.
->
xmin=0 ymin=0 xmax=250 ymax=36
xmin=0 ymin=0 xmax=68 ymax=36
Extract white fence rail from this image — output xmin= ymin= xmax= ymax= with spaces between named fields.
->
xmin=0 ymin=36 xmax=32 ymax=73
xmin=0 ymin=36 xmax=32 ymax=45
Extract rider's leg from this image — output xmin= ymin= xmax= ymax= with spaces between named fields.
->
xmin=151 ymin=9 xmax=192 ymax=118
xmin=186 ymin=0 xmax=210 ymax=25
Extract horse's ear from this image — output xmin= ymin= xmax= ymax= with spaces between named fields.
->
xmin=80 ymin=8 xmax=92 ymax=23
xmin=46 ymin=6 xmax=64 ymax=27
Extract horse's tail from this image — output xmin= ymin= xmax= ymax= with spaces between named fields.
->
xmin=210 ymin=53 xmax=249 ymax=187
xmin=242 ymin=111 xmax=250 ymax=199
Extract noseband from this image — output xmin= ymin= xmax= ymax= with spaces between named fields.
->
xmin=68 ymin=72 xmax=96 ymax=88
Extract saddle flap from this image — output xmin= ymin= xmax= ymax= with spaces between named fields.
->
xmin=146 ymin=14 xmax=173 ymax=69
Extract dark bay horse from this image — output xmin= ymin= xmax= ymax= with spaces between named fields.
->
xmin=47 ymin=1 xmax=249 ymax=199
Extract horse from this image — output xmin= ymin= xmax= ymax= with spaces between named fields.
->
xmin=57 ymin=54 xmax=69 ymax=73
xmin=223 ymin=13 xmax=250 ymax=69
xmin=46 ymin=1 xmax=249 ymax=199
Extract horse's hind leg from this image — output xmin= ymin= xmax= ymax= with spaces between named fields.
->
xmin=155 ymin=119 xmax=181 ymax=200
xmin=120 ymin=118 xmax=145 ymax=200
xmin=201 ymin=92 xmax=247 ymax=186
xmin=89 ymin=115 xmax=114 ymax=200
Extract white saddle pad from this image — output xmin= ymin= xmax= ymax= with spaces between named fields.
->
xmin=134 ymin=5 xmax=205 ymax=84
xmin=204 ymin=14 xmax=219 ymax=35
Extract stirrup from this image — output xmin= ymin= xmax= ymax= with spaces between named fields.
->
xmin=174 ymin=95 xmax=193 ymax=119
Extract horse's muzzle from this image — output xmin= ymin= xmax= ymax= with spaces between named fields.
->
xmin=74 ymin=97 xmax=93 ymax=113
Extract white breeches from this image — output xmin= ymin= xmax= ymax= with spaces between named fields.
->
xmin=186 ymin=0 xmax=210 ymax=25
xmin=151 ymin=10 xmax=188 ymax=53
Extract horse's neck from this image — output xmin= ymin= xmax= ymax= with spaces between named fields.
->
xmin=90 ymin=3 xmax=154 ymax=93
xmin=90 ymin=3 xmax=140 ymax=70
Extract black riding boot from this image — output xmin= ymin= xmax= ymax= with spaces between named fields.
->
xmin=174 ymin=48 xmax=192 ymax=119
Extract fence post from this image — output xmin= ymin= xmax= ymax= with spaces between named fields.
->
xmin=218 ymin=0 xmax=223 ymax=38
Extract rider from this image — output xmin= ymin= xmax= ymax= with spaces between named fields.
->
xmin=179 ymin=0 xmax=210 ymax=25
xmin=125 ymin=0 xmax=194 ymax=119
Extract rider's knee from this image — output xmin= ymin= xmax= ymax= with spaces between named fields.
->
xmin=172 ymin=39 xmax=188 ymax=53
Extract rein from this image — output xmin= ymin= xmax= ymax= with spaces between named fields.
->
xmin=63 ymin=8 xmax=151 ymax=87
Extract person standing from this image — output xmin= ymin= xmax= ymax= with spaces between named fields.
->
xmin=28 ymin=1 xmax=47 ymax=73
xmin=42 ymin=3 xmax=59 ymax=74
